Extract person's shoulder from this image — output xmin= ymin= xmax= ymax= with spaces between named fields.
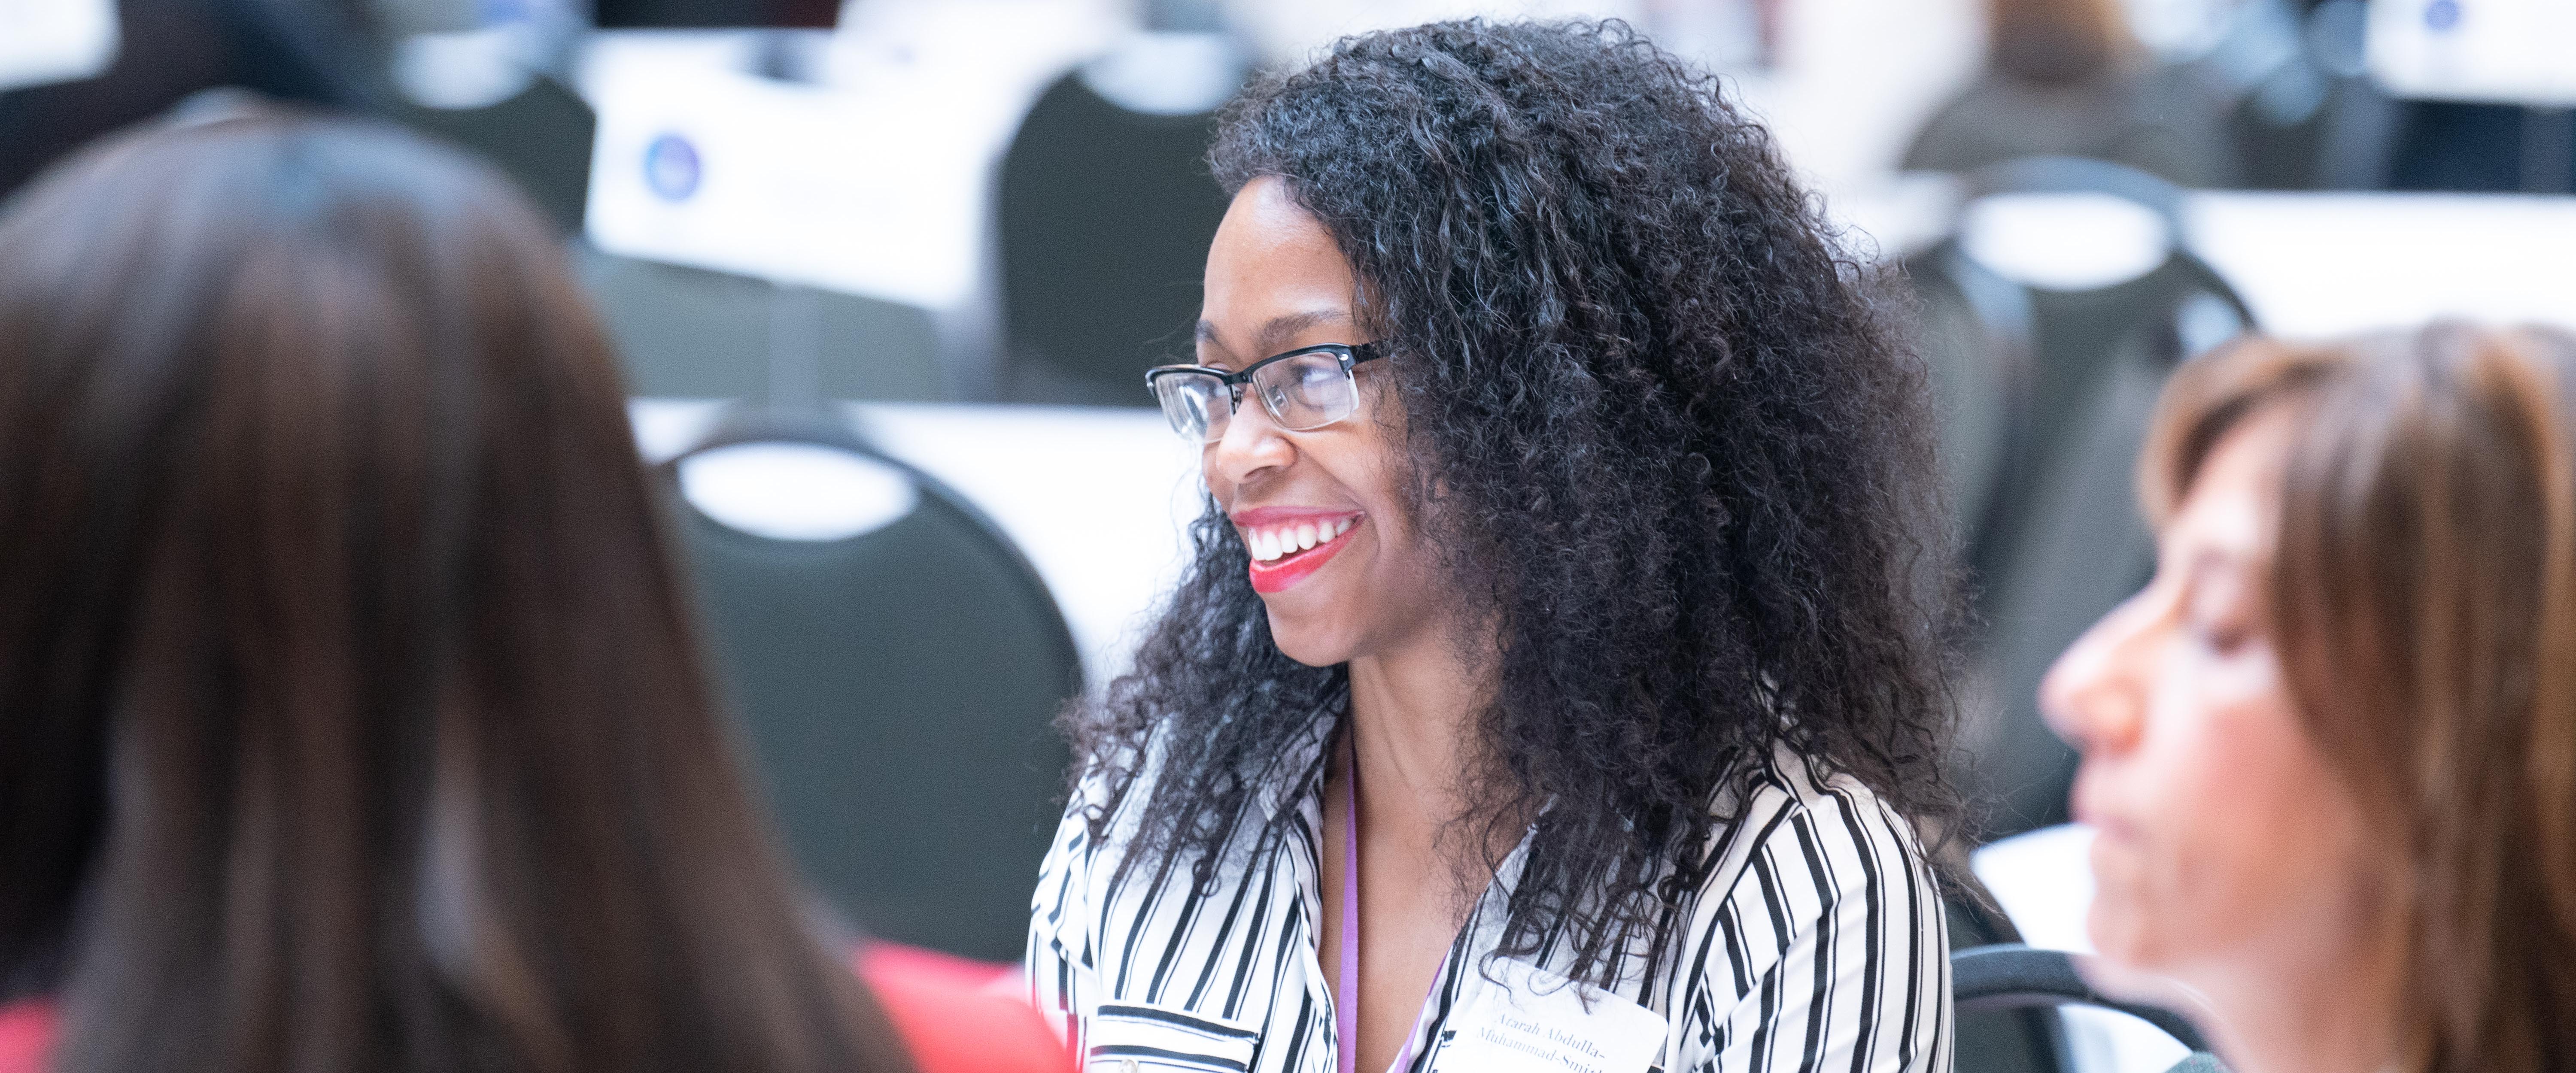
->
xmin=1060 ymin=714 xmax=1186 ymax=820
xmin=1059 ymin=706 xmax=1331 ymax=843
xmin=1033 ymin=722 xmax=1179 ymax=928
xmin=1688 ymin=746 xmax=1929 ymax=899
xmin=1046 ymin=726 xmax=1170 ymax=857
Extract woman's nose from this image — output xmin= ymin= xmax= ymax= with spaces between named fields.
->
xmin=2040 ymin=594 xmax=2154 ymax=756
xmin=1207 ymin=395 xmax=1295 ymax=488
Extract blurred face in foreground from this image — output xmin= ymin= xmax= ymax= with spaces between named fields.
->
xmin=2038 ymin=407 xmax=2395 ymax=1046
xmin=1194 ymin=176 xmax=1445 ymax=667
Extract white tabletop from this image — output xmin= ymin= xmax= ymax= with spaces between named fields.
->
xmin=1833 ymin=180 xmax=2576 ymax=336
xmin=633 ymin=399 xmax=1202 ymax=688
xmin=2183 ymin=191 xmax=2576 ymax=337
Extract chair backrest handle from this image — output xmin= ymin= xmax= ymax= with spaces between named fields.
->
xmin=1951 ymin=943 xmax=2210 ymax=1052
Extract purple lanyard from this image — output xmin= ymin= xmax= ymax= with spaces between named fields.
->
xmin=1336 ymin=751 xmax=1423 ymax=1073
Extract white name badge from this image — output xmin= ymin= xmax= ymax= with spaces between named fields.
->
xmin=1426 ymin=960 xmax=1668 ymax=1073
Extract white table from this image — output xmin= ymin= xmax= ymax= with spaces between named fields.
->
xmin=633 ymin=399 xmax=1203 ymax=688
xmin=2183 ymin=191 xmax=2576 ymax=337
xmin=1832 ymin=179 xmax=2576 ymax=335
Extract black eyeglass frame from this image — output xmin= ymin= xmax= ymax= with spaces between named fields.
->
xmin=1142 ymin=342 xmax=1384 ymax=433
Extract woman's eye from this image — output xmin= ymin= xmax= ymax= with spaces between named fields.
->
xmin=2185 ymin=595 xmax=2257 ymax=655
xmin=2195 ymin=616 xmax=2254 ymax=655
xmin=2179 ymin=560 xmax=2260 ymax=656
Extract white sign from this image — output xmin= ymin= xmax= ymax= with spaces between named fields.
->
xmin=2367 ymin=0 xmax=2576 ymax=106
xmin=584 ymin=55 xmax=983 ymax=309
xmin=0 ymin=0 xmax=118 ymax=94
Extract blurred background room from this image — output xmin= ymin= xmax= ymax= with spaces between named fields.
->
xmin=3 ymin=0 xmax=2571 ymax=1070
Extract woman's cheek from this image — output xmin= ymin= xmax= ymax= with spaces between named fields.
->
xmin=2084 ymin=660 xmax=2233 ymax=969
xmin=2086 ymin=782 xmax=2206 ymax=969
xmin=2084 ymin=825 xmax=2158 ymax=963
xmin=2125 ymin=643 xmax=2313 ymax=964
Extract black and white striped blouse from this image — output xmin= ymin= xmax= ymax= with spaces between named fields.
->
xmin=1025 ymin=720 xmax=1953 ymax=1073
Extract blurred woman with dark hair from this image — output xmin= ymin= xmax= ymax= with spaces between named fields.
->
xmin=2044 ymin=322 xmax=2576 ymax=1073
xmin=1032 ymin=19 xmax=1959 ymax=1073
xmin=0 ymin=115 xmax=1061 ymax=1073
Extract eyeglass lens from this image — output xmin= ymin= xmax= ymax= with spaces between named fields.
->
xmin=1154 ymin=350 xmax=1360 ymax=443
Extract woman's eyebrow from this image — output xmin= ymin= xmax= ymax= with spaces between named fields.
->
xmin=1196 ymin=309 xmax=1354 ymax=358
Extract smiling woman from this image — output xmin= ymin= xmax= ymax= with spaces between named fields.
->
xmin=1029 ymin=19 xmax=1964 ymax=1073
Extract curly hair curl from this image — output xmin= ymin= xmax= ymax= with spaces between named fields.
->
xmin=1062 ymin=18 xmax=1963 ymax=988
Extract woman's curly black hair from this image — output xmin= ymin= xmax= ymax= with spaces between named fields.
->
xmin=1063 ymin=18 xmax=1963 ymax=988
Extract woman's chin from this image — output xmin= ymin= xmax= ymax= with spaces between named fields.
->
xmin=2086 ymin=893 xmax=2177 ymax=980
xmin=1261 ymin=609 xmax=1362 ymax=669
xmin=2078 ymin=933 xmax=2199 ymax=1013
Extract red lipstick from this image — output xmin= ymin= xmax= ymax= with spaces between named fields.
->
xmin=1232 ymin=508 xmax=1364 ymax=594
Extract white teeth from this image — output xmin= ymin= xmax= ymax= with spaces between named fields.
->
xmin=1244 ymin=518 xmax=1361 ymax=564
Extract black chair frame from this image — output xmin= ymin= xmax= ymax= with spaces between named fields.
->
xmin=1954 ymin=943 xmax=2211 ymax=1061
xmin=655 ymin=403 xmax=1083 ymax=958
xmin=659 ymin=404 xmax=1074 ymax=639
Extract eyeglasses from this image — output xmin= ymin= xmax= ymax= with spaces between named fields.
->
xmin=1144 ymin=343 xmax=1384 ymax=443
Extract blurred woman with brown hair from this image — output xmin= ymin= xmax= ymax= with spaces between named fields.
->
xmin=2041 ymin=321 xmax=2576 ymax=1073
xmin=0 ymin=115 xmax=1061 ymax=1073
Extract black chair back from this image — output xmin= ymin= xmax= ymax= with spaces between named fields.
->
xmin=1906 ymin=158 xmax=2256 ymax=837
xmin=996 ymin=71 xmax=1230 ymax=404
xmin=577 ymin=251 xmax=948 ymax=403
xmin=661 ymin=413 xmax=1079 ymax=960
xmin=1953 ymin=943 xmax=2220 ymax=1073
xmin=1948 ymin=882 xmax=2069 ymax=1073
xmin=392 ymin=74 xmax=596 ymax=233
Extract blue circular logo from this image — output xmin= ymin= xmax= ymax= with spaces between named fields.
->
xmin=2425 ymin=0 xmax=2462 ymax=31
xmin=643 ymin=134 xmax=701 ymax=202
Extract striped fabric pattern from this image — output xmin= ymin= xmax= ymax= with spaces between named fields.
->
xmin=1026 ymin=724 xmax=1953 ymax=1073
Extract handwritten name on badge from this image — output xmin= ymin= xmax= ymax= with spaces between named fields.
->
xmin=1428 ymin=960 xmax=1666 ymax=1073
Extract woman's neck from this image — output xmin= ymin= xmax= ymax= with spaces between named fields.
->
xmin=2177 ymin=918 xmax=2405 ymax=1073
xmin=1342 ymin=626 xmax=1492 ymax=870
